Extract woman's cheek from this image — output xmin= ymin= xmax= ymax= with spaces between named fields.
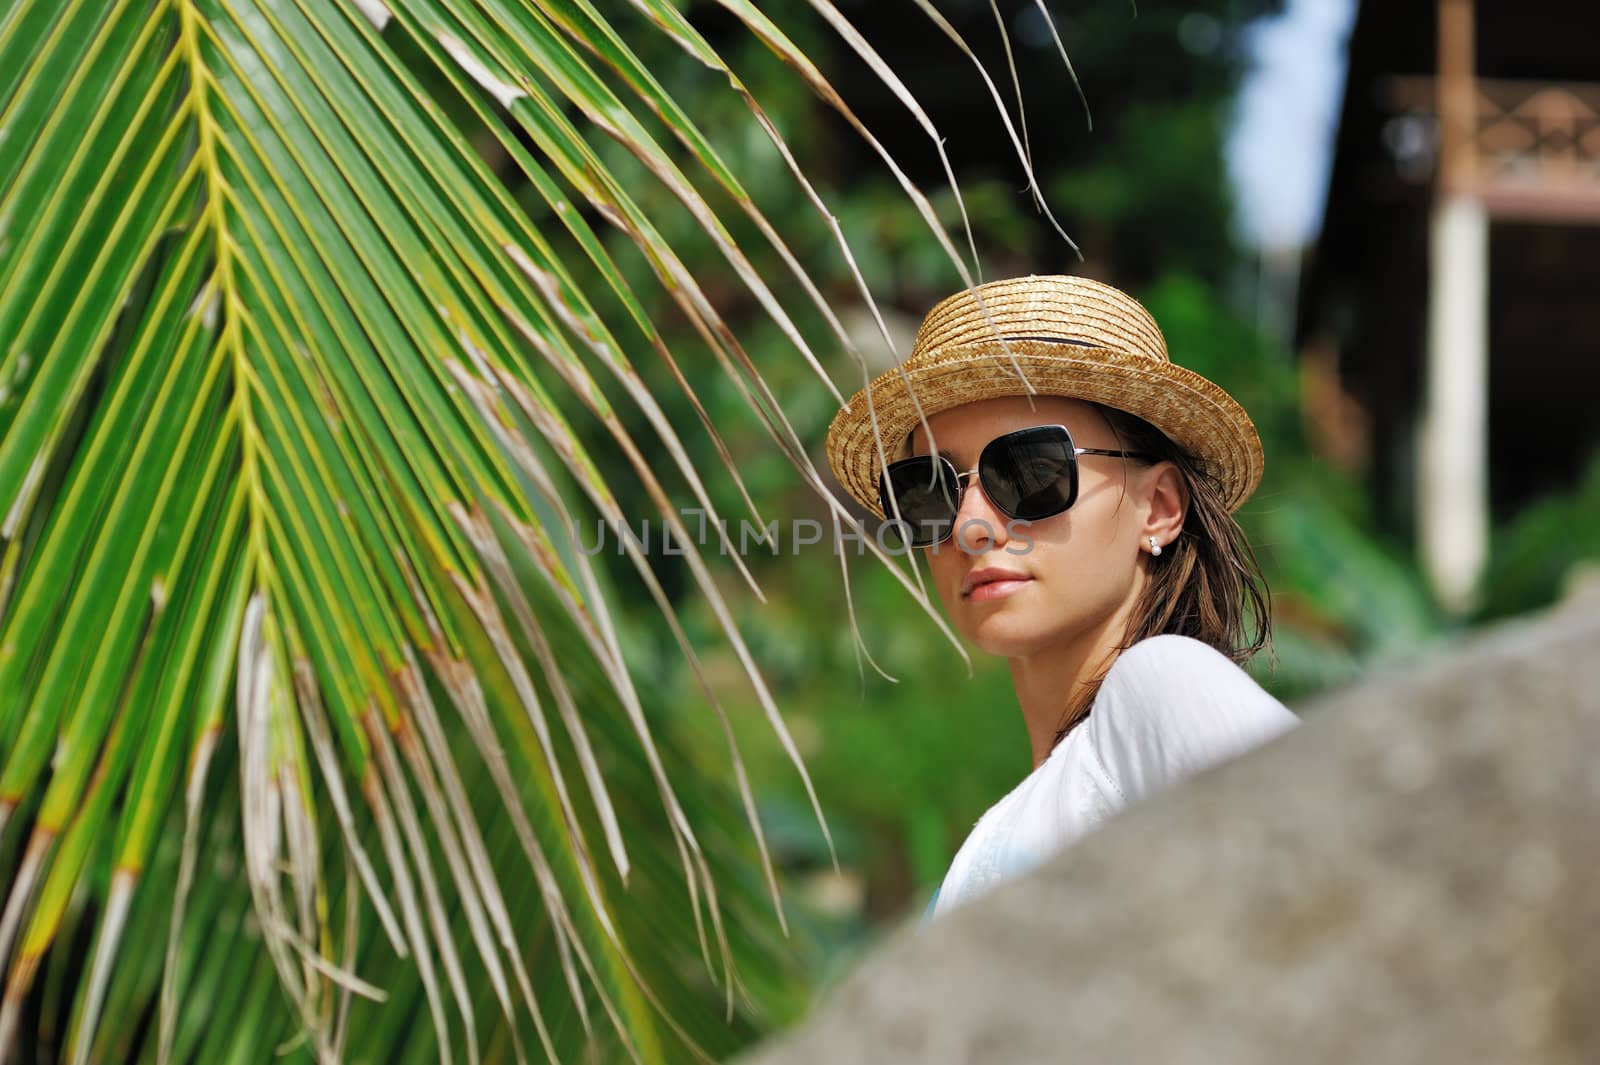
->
xmin=926 ymin=550 xmax=965 ymax=611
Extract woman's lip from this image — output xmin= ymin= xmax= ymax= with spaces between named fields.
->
xmin=965 ymin=577 xmax=1033 ymax=602
xmin=961 ymin=566 xmax=1032 ymax=596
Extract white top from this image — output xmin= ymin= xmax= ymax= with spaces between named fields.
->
xmin=928 ymin=633 xmax=1300 ymax=920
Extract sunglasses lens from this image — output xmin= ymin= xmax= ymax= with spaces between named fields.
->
xmin=982 ymin=427 xmax=1076 ymax=520
xmin=879 ymin=456 xmax=961 ymax=546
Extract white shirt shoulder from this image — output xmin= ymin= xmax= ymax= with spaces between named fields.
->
xmin=927 ymin=634 xmax=1297 ymax=922
xmin=1085 ymin=633 xmax=1299 ymax=807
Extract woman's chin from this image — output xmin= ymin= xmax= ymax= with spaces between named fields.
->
xmin=965 ymin=614 xmax=1054 ymax=658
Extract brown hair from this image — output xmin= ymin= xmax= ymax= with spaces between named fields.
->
xmin=1050 ymin=401 xmax=1275 ymax=750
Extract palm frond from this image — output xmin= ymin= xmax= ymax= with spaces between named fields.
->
xmin=0 ymin=0 xmax=1073 ymax=1059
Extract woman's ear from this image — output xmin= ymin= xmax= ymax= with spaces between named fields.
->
xmin=1144 ymin=461 xmax=1188 ymax=541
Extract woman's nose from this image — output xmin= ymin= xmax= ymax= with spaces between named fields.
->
xmin=951 ymin=471 xmax=1008 ymax=550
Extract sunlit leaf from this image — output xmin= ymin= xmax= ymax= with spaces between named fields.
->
xmin=0 ymin=0 xmax=1075 ymax=1060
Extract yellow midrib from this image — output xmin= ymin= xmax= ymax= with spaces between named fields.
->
xmin=176 ymin=0 xmax=271 ymax=595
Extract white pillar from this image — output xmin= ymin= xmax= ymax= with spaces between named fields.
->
xmin=1418 ymin=195 xmax=1490 ymax=614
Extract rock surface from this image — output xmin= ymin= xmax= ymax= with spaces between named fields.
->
xmin=743 ymin=592 xmax=1600 ymax=1065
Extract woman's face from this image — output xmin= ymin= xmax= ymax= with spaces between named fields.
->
xmin=906 ymin=395 xmax=1181 ymax=659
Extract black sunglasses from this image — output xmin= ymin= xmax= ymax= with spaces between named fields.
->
xmin=877 ymin=423 xmax=1157 ymax=548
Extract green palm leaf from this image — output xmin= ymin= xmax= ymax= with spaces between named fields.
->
xmin=0 ymin=0 xmax=1071 ymax=1059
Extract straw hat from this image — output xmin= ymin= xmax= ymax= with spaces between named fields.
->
xmin=824 ymin=274 xmax=1264 ymax=518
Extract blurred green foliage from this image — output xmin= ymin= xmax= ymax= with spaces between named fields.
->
xmin=1474 ymin=447 xmax=1600 ymax=621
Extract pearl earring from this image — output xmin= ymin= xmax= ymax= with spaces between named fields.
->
xmin=1148 ymin=536 xmax=1162 ymax=557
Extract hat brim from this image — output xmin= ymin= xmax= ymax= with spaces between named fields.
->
xmin=824 ymin=340 xmax=1264 ymax=519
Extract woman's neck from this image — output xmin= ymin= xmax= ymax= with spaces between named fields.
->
xmin=1009 ymin=595 xmax=1145 ymax=771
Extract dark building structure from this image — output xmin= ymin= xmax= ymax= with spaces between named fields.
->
xmin=1298 ymin=0 xmax=1600 ymax=611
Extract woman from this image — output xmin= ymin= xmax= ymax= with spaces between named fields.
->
xmin=823 ymin=274 xmax=1300 ymax=919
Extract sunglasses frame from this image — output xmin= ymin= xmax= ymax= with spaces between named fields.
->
xmin=877 ymin=423 xmax=1158 ymax=548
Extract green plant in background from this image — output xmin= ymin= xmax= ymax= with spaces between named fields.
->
xmin=0 ymin=0 xmax=1083 ymax=1060
xmin=1474 ymin=446 xmax=1600 ymax=622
